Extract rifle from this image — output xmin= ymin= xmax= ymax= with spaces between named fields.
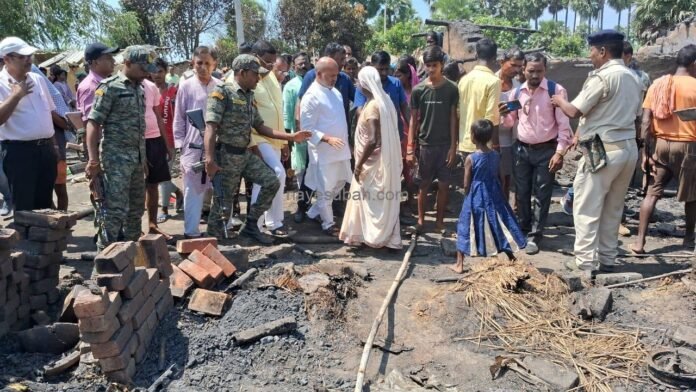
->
xmin=89 ymin=174 xmax=111 ymax=244
xmin=186 ymin=108 xmax=229 ymax=238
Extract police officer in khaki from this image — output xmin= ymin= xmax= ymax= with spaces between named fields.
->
xmin=551 ymin=30 xmax=642 ymax=274
xmin=85 ymin=46 xmax=159 ymax=250
xmin=204 ymin=54 xmax=311 ymax=243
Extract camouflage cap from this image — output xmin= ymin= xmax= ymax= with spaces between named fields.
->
xmin=123 ymin=45 xmax=159 ymax=73
xmin=232 ymin=54 xmax=269 ymax=75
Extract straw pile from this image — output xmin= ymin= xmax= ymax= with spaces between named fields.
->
xmin=452 ymin=258 xmax=648 ymax=392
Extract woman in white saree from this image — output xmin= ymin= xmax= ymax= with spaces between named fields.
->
xmin=339 ymin=66 xmax=403 ymax=249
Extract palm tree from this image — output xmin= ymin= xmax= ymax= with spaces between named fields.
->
xmin=607 ymin=0 xmax=631 ymax=29
xmin=549 ymin=0 xmax=566 ymax=22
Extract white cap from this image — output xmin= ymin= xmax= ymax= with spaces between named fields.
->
xmin=0 ymin=37 xmax=38 ymax=58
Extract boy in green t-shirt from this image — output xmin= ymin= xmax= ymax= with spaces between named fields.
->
xmin=406 ymin=46 xmax=459 ymax=233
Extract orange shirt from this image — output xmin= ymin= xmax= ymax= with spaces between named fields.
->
xmin=643 ymin=75 xmax=696 ymax=142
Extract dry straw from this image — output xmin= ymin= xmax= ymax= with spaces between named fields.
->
xmin=451 ymin=258 xmax=648 ymax=392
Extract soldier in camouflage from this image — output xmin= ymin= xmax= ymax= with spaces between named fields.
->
xmin=204 ymin=54 xmax=311 ymax=244
xmin=85 ymin=45 xmax=159 ymax=250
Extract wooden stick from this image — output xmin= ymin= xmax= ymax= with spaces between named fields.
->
xmin=354 ymin=234 xmax=417 ymax=392
xmin=605 ymin=268 xmax=692 ymax=289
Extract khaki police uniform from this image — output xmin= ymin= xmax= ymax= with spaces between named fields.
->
xmin=571 ymin=58 xmax=642 ymax=269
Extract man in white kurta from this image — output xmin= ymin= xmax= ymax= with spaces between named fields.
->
xmin=300 ymin=58 xmax=352 ymax=234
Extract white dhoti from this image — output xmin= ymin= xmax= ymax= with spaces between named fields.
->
xmin=250 ymin=143 xmax=286 ymax=231
xmin=305 ymin=160 xmax=352 ymax=230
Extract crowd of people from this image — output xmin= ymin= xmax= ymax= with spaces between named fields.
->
xmin=0 ymin=29 xmax=694 ymax=276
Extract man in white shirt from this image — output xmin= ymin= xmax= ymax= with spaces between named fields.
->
xmin=0 ymin=37 xmax=58 ymax=211
xmin=300 ymin=57 xmax=351 ymax=236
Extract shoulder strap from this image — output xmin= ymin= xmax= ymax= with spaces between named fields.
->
xmin=547 ymin=80 xmax=556 ymax=98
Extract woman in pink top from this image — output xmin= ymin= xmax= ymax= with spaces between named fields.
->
xmin=142 ymin=78 xmax=174 ymax=239
xmin=394 ymin=56 xmax=420 ymax=210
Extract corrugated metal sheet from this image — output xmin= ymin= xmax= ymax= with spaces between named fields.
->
xmin=39 ymin=45 xmax=165 ymax=68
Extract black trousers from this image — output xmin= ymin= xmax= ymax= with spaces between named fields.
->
xmin=2 ymin=140 xmax=57 ymax=212
xmin=513 ymin=142 xmax=556 ymax=241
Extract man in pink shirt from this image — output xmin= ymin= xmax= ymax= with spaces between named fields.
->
xmin=143 ymin=77 xmax=173 ymax=239
xmin=500 ymin=52 xmax=573 ymax=255
xmin=76 ymin=42 xmax=117 ymax=160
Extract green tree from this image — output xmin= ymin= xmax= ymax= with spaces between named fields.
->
xmin=276 ymin=0 xmax=371 ymax=57
xmin=365 ymin=20 xmax=422 ymax=56
xmin=157 ymin=0 xmax=230 ymax=58
xmin=570 ymin=0 xmax=601 ymax=31
xmin=607 ymin=0 xmax=631 ymax=29
xmin=472 ymin=15 xmax=530 ymax=49
xmin=430 ymin=0 xmax=482 ymax=20
xmin=215 ymin=37 xmax=239 ymax=67
xmin=104 ymin=11 xmax=144 ymax=48
xmin=121 ymin=0 xmax=167 ymax=45
xmin=225 ymin=0 xmax=267 ymax=44
xmin=634 ymin=0 xmax=696 ymax=43
xmin=528 ymin=20 xmax=586 ymax=57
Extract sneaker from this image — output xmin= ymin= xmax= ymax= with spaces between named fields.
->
xmin=525 ymin=240 xmax=539 ymax=255
xmin=226 ymin=215 xmax=243 ymax=230
xmin=561 ymin=192 xmax=573 ymax=216
xmin=240 ymin=221 xmax=274 ymax=245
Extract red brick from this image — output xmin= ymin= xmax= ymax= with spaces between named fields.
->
xmin=95 ymin=242 xmax=136 ymax=274
xmin=0 ymin=228 xmax=20 ymax=249
xmin=96 ymin=263 xmax=135 ymax=291
xmin=104 ymin=357 xmax=135 ymax=384
xmin=29 ymin=276 xmax=59 ymax=295
xmin=27 ymin=227 xmax=68 ymax=242
xmin=132 ymin=295 xmax=156 ymax=329
xmin=99 ymin=334 xmax=137 ymax=372
xmin=176 ymin=237 xmax=217 ymax=254
xmin=24 ymin=267 xmax=46 ymax=281
xmin=73 ymin=288 xmax=109 ymax=318
xmin=18 ymin=240 xmax=56 ymax=255
xmin=201 ymin=244 xmax=237 ymax=278
xmin=189 ymin=250 xmax=224 ymax=282
xmin=177 ymin=260 xmax=213 ymax=288
xmin=169 ymin=264 xmax=194 ymax=298
xmin=55 ymin=238 xmax=67 ymax=252
xmin=188 ymin=289 xmax=230 ymax=316
xmin=117 ymin=291 xmax=145 ymax=325
xmin=138 ymin=234 xmax=170 ymax=267
xmin=29 ymin=294 xmax=48 ymax=310
xmin=46 ymin=287 xmax=60 ymax=304
xmin=155 ymin=292 xmax=174 ymax=320
xmin=151 ymin=279 xmax=169 ymax=304
xmin=91 ymin=322 xmax=133 ymax=359
xmin=6 ymin=223 xmax=28 ymax=240
xmin=10 ymin=253 xmax=24 ymax=271
xmin=14 ymin=209 xmax=70 ymax=229
xmin=141 ymin=268 xmax=159 ymax=299
xmin=134 ymin=341 xmax=147 ymax=363
xmin=80 ymin=317 xmax=120 ymax=344
xmin=24 ymin=252 xmax=62 ymax=269
xmin=122 ymin=268 xmax=147 ymax=299
xmin=78 ymin=292 xmax=122 ymax=333
xmin=135 ymin=320 xmax=154 ymax=349
xmin=58 ymin=284 xmax=88 ymax=322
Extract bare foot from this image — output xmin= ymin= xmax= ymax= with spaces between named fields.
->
xmin=149 ymin=225 xmax=173 ymax=241
xmin=447 ymin=263 xmax=465 ymax=274
xmin=627 ymin=243 xmax=646 ymax=255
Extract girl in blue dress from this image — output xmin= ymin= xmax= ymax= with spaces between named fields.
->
xmin=449 ymin=119 xmax=526 ymax=273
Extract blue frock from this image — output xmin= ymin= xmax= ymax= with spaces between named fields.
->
xmin=457 ymin=151 xmax=526 ymax=256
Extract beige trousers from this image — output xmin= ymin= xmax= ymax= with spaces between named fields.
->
xmin=573 ymin=139 xmax=638 ymax=269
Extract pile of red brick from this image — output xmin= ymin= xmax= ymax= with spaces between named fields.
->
xmin=1 ymin=210 xmax=76 ymax=336
xmin=171 ymin=237 xmax=237 ymax=297
xmin=15 ymin=210 xmax=76 ymax=317
xmin=74 ymin=236 xmax=174 ymax=383
xmin=0 ymin=229 xmax=28 ymax=336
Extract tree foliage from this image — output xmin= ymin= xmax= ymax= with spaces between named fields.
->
xmin=104 ymin=11 xmax=144 ymax=48
xmin=225 ymin=0 xmax=267 ymax=44
xmin=528 ymin=21 xmax=585 ymax=57
xmin=276 ymin=0 xmax=371 ymax=57
xmin=472 ymin=15 xmax=530 ymax=50
xmin=156 ymin=0 xmax=230 ymax=59
xmin=121 ymin=0 xmax=167 ymax=45
xmin=365 ymin=20 xmax=422 ymax=58
xmin=634 ymin=0 xmax=696 ymax=43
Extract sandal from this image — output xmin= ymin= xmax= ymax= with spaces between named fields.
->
xmin=323 ymin=225 xmax=339 ymax=237
xmin=270 ymin=227 xmax=289 ymax=236
xmin=157 ymin=213 xmax=169 ymax=224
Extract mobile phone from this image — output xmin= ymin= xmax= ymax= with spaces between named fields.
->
xmin=506 ymin=100 xmax=522 ymax=111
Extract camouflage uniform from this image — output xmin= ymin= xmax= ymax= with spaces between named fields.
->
xmin=205 ymin=75 xmax=280 ymax=238
xmin=88 ymin=46 xmax=159 ymax=249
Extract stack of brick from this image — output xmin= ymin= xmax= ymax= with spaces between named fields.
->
xmin=0 ymin=229 xmax=31 ymax=336
xmin=172 ymin=238 xmax=236 ymax=296
xmin=11 ymin=210 xmax=76 ymax=318
xmin=75 ymin=239 xmax=174 ymax=383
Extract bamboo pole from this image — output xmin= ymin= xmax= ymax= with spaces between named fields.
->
xmin=605 ymin=268 xmax=692 ymax=289
xmin=354 ymin=234 xmax=417 ymax=392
